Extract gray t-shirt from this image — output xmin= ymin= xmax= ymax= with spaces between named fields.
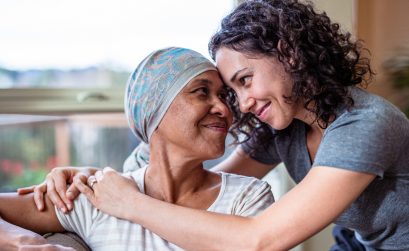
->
xmin=242 ymin=87 xmax=409 ymax=250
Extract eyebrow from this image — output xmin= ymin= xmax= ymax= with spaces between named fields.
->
xmin=230 ymin=68 xmax=248 ymax=83
xmin=191 ymin=78 xmax=212 ymax=85
xmin=189 ymin=77 xmax=225 ymax=92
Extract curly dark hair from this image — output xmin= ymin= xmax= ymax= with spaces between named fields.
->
xmin=209 ymin=0 xmax=374 ymax=147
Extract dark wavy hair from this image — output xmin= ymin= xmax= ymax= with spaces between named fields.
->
xmin=209 ymin=0 xmax=374 ymax=147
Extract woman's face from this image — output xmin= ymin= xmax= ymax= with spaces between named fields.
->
xmin=156 ymin=70 xmax=232 ymax=160
xmin=215 ymin=47 xmax=302 ymax=130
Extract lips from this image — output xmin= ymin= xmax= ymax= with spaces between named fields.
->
xmin=255 ymin=102 xmax=271 ymax=120
xmin=203 ymin=121 xmax=229 ymax=133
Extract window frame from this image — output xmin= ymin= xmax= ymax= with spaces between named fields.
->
xmin=0 ymin=88 xmax=124 ymax=114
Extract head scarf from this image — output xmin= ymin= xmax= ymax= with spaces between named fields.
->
xmin=124 ymin=47 xmax=217 ymax=144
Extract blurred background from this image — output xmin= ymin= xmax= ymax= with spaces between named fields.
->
xmin=1 ymin=0 xmax=408 ymax=250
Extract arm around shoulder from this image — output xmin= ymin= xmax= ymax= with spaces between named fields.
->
xmin=251 ymin=166 xmax=376 ymax=250
xmin=212 ymin=146 xmax=276 ymax=179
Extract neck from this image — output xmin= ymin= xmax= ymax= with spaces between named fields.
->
xmin=294 ymin=102 xmax=328 ymax=134
xmin=144 ymin=136 xmax=210 ymax=204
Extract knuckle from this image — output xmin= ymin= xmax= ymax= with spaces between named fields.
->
xmin=33 ymin=186 xmax=41 ymax=193
xmin=73 ymin=176 xmax=80 ymax=184
xmin=56 ymin=187 xmax=65 ymax=194
xmin=73 ymin=175 xmax=85 ymax=185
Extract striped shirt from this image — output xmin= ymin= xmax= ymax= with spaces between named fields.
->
xmin=55 ymin=167 xmax=274 ymax=251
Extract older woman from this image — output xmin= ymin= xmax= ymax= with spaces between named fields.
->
xmin=26 ymin=0 xmax=409 ymax=250
xmin=0 ymin=47 xmax=274 ymax=250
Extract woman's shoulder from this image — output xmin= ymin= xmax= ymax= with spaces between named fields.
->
xmin=346 ymin=87 xmax=406 ymax=119
xmin=210 ymin=172 xmax=274 ymax=216
xmin=127 ymin=166 xmax=148 ymax=193
xmin=217 ymin=172 xmax=272 ymax=195
xmin=331 ymin=87 xmax=409 ymax=130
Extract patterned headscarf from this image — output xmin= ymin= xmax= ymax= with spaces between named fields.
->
xmin=124 ymin=47 xmax=217 ymax=143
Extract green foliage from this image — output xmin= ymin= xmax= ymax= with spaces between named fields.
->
xmin=384 ymin=53 xmax=409 ymax=117
xmin=7 ymin=169 xmax=47 ymax=192
xmin=0 ymin=124 xmax=55 ymax=192
xmin=0 ymin=125 xmax=55 ymax=162
xmin=0 ymin=119 xmax=135 ymax=192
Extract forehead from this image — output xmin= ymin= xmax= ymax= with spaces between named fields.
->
xmin=185 ymin=70 xmax=223 ymax=88
xmin=215 ymin=48 xmax=250 ymax=67
xmin=215 ymin=47 xmax=285 ymax=82
xmin=215 ymin=48 xmax=255 ymax=84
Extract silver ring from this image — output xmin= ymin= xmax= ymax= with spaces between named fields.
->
xmin=87 ymin=176 xmax=97 ymax=189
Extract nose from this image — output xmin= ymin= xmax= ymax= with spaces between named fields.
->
xmin=238 ymin=92 xmax=255 ymax=113
xmin=210 ymin=96 xmax=231 ymax=118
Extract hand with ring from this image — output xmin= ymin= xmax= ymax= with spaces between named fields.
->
xmin=87 ymin=176 xmax=97 ymax=189
xmin=17 ymin=166 xmax=99 ymax=213
xmin=75 ymin=167 xmax=140 ymax=220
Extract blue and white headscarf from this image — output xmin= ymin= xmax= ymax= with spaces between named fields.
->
xmin=124 ymin=47 xmax=217 ymax=144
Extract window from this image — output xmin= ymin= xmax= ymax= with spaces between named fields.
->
xmin=0 ymin=0 xmax=234 ymax=113
xmin=0 ymin=0 xmax=234 ymax=191
xmin=0 ymin=114 xmax=139 ymax=192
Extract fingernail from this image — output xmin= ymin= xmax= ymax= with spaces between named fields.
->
xmin=66 ymin=192 xmax=73 ymax=199
xmin=61 ymin=207 xmax=66 ymax=213
xmin=67 ymin=204 xmax=72 ymax=210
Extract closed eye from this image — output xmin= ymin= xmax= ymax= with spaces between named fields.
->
xmin=192 ymin=87 xmax=209 ymax=95
xmin=217 ymin=88 xmax=229 ymax=103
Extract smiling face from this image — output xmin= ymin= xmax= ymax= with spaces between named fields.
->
xmin=155 ymin=70 xmax=232 ymax=161
xmin=215 ymin=47 xmax=303 ymax=130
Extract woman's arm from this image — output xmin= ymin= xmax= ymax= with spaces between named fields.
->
xmin=25 ymin=149 xmax=271 ymax=212
xmin=83 ymin=165 xmax=374 ymax=251
xmin=211 ymin=147 xmax=276 ymax=179
xmin=0 ymin=193 xmax=64 ymax=234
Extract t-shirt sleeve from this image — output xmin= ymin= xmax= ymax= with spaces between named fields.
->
xmin=235 ymin=179 xmax=275 ymax=217
xmin=313 ymin=110 xmax=397 ymax=177
xmin=55 ymin=194 xmax=99 ymax=241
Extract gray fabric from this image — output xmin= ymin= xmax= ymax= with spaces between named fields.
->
xmin=242 ymin=87 xmax=409 ymax=250
xmin=44 ymin=232 xmax=90 ymax=251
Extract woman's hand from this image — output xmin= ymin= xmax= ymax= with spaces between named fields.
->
xmin=75 ymin=167 xmax=140 ymax=220
xmin=17 ymin=167 xmax=99 ymax=213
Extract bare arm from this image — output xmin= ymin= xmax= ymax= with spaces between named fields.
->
xmin=211 ymin=146 xmax=276 ymax=179
xmin=0 ymin=193 xmax=64 ymax=235
xmin=120 ymin=166 xmax=375 ymax=250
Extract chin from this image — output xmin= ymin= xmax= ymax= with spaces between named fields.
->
xmin=267 ymin=118 xmax=292 ymax=130
xmin=206 ymin=145 xmax=226 ymax=160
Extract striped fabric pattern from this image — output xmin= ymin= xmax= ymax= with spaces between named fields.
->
xmin=55 ymin=167 xmax=274 ymax=251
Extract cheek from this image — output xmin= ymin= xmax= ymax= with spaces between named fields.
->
xmin=249 ymin=83 xmax=271 ymax=100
